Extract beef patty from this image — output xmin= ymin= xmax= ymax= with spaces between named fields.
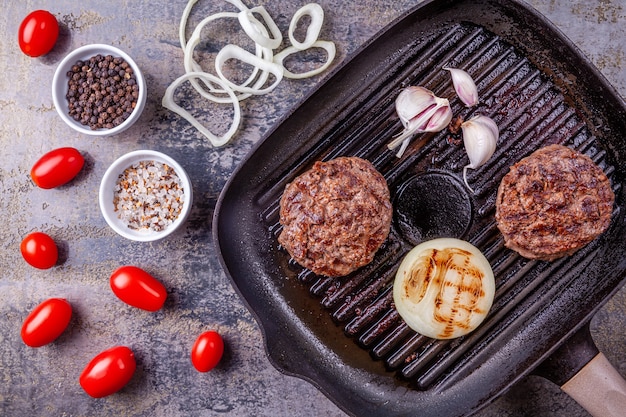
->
xmin=278 ymin=156 xmax=392 ymax=277
xmin=495 ymin=144 xmax=614 ymax=261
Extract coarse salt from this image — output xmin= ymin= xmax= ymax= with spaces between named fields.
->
xmin=113 ymin=160 xmax=185 ymax=232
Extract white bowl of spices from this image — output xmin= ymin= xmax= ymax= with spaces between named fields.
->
xmin=52 ymin=44 xmax=147 ymax=136
xmin=99 ymin=150 xmax=193 ymax=241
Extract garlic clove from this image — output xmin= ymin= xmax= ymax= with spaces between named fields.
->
xmin=389 ymin=86 xmax=451 ymax=157
xmin=461 ymin=115 xmax=499 ymax=193
xmin=395 ymin=86 xmax=438 ymax=128
xmin=444 ymin=67 xmax=479 ymax=107
xmin=462 ymin=115 xmax=498 ymax=168
xmin=423 ymin=103 xmax=453 ymax=132
xmin=388 ymin=104 xmax=440 ymax=157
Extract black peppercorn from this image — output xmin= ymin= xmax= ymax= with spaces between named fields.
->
xmin=66 ymin=54 xmax=139 ymax=130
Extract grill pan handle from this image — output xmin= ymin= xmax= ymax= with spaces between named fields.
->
xmin=535 ymin=325 xmax=626 ymax=416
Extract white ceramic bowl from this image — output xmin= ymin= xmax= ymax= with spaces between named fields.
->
xmin=99 ymin=150 xmax=193 ymax=241
xmin=52 ymin=44 xmax=147 ymax=136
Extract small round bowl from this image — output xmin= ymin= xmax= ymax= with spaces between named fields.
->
xmin=52 ymin=44 xmax=147 ymax=136
xmin=99 ymin=150 xmax=193 ymax=242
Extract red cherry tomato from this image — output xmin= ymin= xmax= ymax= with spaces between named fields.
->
xmin=18 ymin=10 xmax=59 ymax=57
xmin=109 ymin=266 xmax=167 ymax=312
xmin=20 ymin=232 xmax=58 ymax=269
xmin=79 ymin=346 xmax=136 ymax=398
xmin=31 ymin=147 xmax=85 ymax=189
xmin=191 ymin=331 xmax=224 ymax=372
xmin=21 ymin=298 xmax=72 ymax=347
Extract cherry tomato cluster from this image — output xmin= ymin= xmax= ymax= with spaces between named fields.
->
xmin=20 ymin=147 xmax=85 ymax=269
xmin=21 ymin=148 xmax=223 ymax=395
xmin=18 ymin=8 xmax=224 ymax=401
xmin=21 ymin=262 xmax=224 ymax=396
xmin=20 ymin=231 xmax=225 ymax=392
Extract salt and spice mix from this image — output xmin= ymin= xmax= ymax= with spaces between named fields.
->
xmin=66 ymin=54 xmax=139 ymax=130
xmin=113 ymin=161 xmax=184 ymax=232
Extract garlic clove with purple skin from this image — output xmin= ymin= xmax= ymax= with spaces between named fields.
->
xmin=395 ymin=86 xmax=439 ymax=128
xmin=444 ymin=67 xmax=479 ymax=107
xmin=423 ymin=104 xmax=453 ymax=132
xmin=461 ymin=115 xmax=499 ymax=193
xmin=394 ymin=104 xmax=451 ymax=157
xmin=389 ymin=102 xmax=446 ymax=157
xmin=388 ymin=86 xmax=452 ymax=157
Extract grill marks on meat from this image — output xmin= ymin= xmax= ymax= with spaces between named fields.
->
xmin=495 ymin=144 xmax=614 ymax=260
xmin=278 ymin=157 xmax=392 ymax=277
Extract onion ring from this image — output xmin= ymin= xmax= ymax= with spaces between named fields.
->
xmin=179 ymin=0 xmax=200 ymax=51
xmin=288 ymin=3 xmax=324 ymax=51
xmin=183 ymin=12 xmax=272 ymax=102
xmin=238 ymin=6 xmax=282 ymax=50
xmin=167 ymin=0 xmax=336 ymax=146
xmin=162 ymin=71 xmax=241 ymax=147
xmin=215 ymin=44 xmax=284 ymax=94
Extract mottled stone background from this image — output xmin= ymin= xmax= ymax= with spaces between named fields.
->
xmin=1 ymin=0 xmax=624 ymax=416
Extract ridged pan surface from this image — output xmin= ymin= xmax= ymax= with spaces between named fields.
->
xmin=214 ymin=0 xmax=626 ymax=416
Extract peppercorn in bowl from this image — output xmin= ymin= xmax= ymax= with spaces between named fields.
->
xmin=99 ymin=150 xmax=193 ymax=242
xmin=52 ymin=44 xmax=147 ymax=136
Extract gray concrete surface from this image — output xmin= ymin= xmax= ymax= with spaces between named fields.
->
xmin=1 ymin=0 xmax=625 ymax=416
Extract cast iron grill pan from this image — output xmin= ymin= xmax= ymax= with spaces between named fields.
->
xmin=214 ymin=0 xmax=626 ymax=416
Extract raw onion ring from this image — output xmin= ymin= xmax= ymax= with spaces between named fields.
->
xmin=215 ymin=44 xmax=284 ymax=94
xmin=238 ymin=6 xmax=282 ymax=50
xmin=179 ymin=0 xmax=200 ymax=51
xmin=288 ymin=3 xmax=324 ymax=50
xmin=167 ymin=0 xmax=336 ymax=146
xmin=162 ymin=71 xmax=241 ymax=147
xmin=183 ymin=11 xmax=272 ymax=102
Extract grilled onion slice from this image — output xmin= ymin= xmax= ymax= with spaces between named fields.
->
xmin=393 ymin=238 xmax=495 ymax=339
